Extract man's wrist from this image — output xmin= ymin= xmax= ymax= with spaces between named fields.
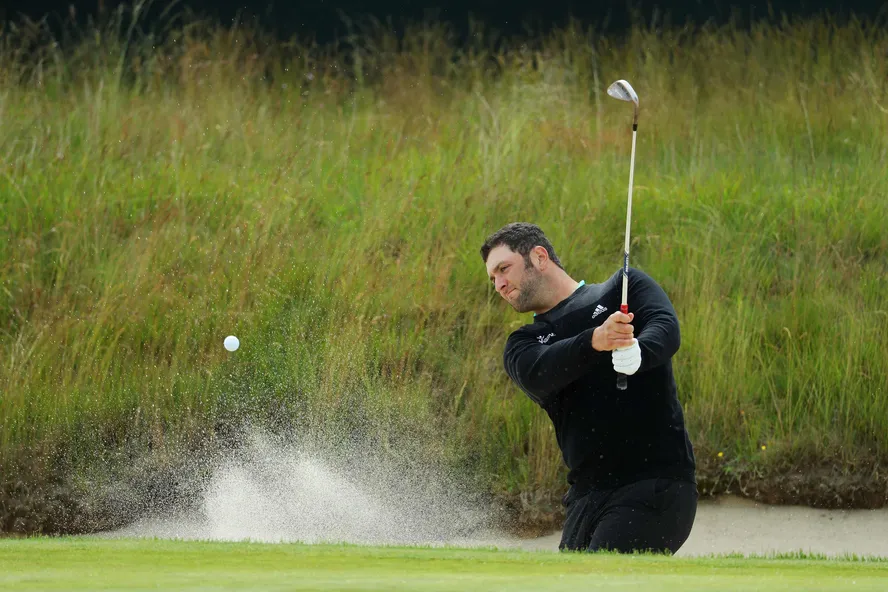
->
xmin=591 ymin=326 xmax=603 ymax=352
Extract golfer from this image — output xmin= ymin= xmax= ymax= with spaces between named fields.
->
xmin=481 ymin=222 xmax=697 ymax=554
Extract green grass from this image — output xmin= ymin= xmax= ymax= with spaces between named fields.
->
xmin=2 ymin=4 xmax=888 ymax=532
xmin=1 ymin=538 xmax=887 ymax=591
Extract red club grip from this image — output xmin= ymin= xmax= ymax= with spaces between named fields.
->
xmin=620 ymin=304 xmax=629 ymax=314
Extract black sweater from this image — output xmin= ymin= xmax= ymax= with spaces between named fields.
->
xmin=503 ymin=267 xmax=696 ymax=492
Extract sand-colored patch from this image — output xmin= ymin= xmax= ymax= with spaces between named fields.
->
xmin=508 ymin=495 xmax=888 ymax=558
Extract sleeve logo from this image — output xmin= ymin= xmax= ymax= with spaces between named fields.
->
xmin=537 ymin=332 xmax=555 ymax=344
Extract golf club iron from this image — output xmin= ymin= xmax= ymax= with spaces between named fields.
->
xmin=607 ymin=79 xmax=639 ymax=391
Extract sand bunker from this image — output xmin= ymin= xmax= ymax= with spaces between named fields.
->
xmin=99 ymin=431 xmax=888 ymax=557
xmin=106 ymin=478 xmax=888 ymax=558
xmin=511 ymin=495 xmax=888 ymax=558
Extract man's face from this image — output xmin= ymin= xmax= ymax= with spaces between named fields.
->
xmin=485 ymin=245 xmax=544 ymax=313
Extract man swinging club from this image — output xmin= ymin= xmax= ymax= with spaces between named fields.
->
xmin=480 ymin=222 xmax=697 ymax=553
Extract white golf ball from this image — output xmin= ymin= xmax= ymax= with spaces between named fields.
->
xmin=224 ymin=335 xmax=240 ymax=352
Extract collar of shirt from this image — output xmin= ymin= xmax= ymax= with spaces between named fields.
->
xmin=533 ymin=280 xmax=585 ymax=318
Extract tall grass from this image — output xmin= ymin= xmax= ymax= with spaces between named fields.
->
xmin=2 ymin=6 xmax=887 ymax=532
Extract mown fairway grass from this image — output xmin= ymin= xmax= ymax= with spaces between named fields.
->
xmin=1 ymin=5 xmax=888 ymax=532
xmin=2 ymin=538 xmax=887 ymax=591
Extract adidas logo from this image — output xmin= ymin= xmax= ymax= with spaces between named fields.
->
xmin=537 ymin=332 xmax=555 ymax=344
xmin=592 ymin=304 xmax=607 ymax=319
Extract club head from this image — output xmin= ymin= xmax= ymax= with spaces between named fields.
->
xmin=607 ymin=80 xmax=639 ymax=105
xmin=607 ymin=79 xmax=639 ymax=125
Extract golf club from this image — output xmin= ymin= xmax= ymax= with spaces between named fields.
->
xmin=607 ymin=79 xmax=639 ymax=391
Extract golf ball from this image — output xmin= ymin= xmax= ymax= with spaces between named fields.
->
xmin=224 ymin=335 xmax=240 ymax=352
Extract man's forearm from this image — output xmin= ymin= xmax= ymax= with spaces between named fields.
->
xmin=504 ymin=327 xmax=607 ymax=406
xmin=636 ymin=317 xmax=680 ymax=371
xmin=628 ymin=269 xmax=681 ymax=371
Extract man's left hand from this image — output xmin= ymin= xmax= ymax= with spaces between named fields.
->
xmin=612 ymin=338 xmax=641 ymax=376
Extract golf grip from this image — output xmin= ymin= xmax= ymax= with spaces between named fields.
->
xmin=616 ymin=123 xmax=637 ymax=391
xmin=616 ymin=310 xmax=628 ymax=390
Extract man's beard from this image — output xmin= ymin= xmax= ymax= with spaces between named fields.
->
xmin=512 ymin=265 xmax=544 ymax=313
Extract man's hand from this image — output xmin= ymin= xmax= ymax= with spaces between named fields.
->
xmin=612 ymin=338 xmax=642 ymax=375
xmin=592 ymin=311 xmax=635 ymax=352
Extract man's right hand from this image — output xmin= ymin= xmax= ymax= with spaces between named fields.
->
xmin=592 ymin=311 xmax=635 ymax=351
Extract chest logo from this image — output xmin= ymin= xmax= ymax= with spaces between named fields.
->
xmin=592 ymin=304 xmax=608 ymax=319
xmin=537 ymin=333 xmax=555 ymax=344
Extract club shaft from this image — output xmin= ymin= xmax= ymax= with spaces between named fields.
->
xmin=621 ymin=125 xmax=637 ymax=309
xmin=616 ymin=124 xmax=637 ymax=391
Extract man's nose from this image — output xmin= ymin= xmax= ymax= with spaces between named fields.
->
xmin=496 ymin=277 xmax=508 ymax=293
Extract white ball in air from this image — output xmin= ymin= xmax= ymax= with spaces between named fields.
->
xmin=224 ymin=335 xmax=240 ymax=352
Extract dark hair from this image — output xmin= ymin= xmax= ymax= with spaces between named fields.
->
xmin=480 ymin=222 xmax=564 ymax=270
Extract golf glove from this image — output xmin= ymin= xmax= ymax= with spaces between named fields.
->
xmin=612 ymin=338 xmax=641 ymax=376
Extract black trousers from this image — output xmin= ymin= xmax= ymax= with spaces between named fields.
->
xmin=559 ymin=478 xmax=698 ymax=554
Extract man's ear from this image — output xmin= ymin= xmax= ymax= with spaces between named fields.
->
xmin=533 ymin=245 xmax=549 ymax=270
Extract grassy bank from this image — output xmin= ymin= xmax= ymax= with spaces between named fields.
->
xmin=1 ymin=6 xmax=888 ymax=533
xmin=2 ymin=538 xmax=886 ymax=591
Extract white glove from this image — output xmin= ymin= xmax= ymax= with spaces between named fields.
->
xmin=612 ymin=338 xmax=642 ymax=376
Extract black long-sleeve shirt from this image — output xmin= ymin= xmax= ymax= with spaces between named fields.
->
xmin=503 ymin=267 xmax=696 ymax=492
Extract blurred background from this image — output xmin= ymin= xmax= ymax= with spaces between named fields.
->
xmin=1 ymin=0 xmax=887 ymax=539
